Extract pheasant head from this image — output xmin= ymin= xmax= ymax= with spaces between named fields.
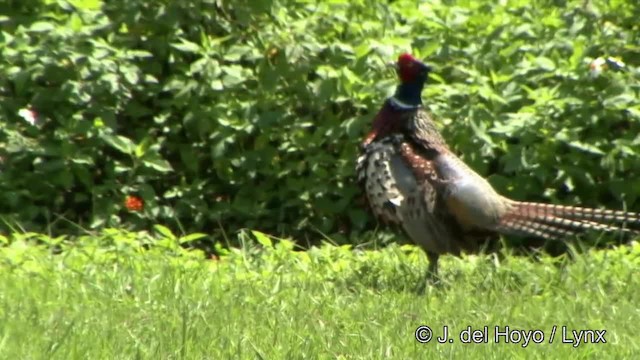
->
xmin=362 ymin=53 xmax=433 ymax=146
xmin=392 ymin=53 xmax=433 ymax=105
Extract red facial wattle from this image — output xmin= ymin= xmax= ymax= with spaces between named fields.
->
xmin=397 ymin=53 xmax=421 ymax=82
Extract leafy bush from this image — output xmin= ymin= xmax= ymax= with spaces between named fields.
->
xmin=0 ymin=0 xmax=639 ymax=247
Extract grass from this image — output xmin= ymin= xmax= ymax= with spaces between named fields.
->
xmin=0 ymin=230 xmax=639 ymax=358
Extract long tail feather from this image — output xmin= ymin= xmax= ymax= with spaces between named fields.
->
xmin=515 ymin=202 xmax=640 ymax=227
xmin=496 ymin=215 xmax=577 ymax=240
xmin=495 ymin=201 xmax=640 ymax=240
xmin=534 ymin=215 xmax=631 ymax=233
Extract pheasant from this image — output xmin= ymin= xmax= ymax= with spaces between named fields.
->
xmin=356 ymin=53 xmax=640 ymax=285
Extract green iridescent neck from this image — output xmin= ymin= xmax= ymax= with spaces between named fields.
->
xmin=393 ymin=81 xmax=424 ymax=107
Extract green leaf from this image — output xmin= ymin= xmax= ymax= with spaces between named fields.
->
xmin=171 ymin=40 xmax=201 ymax=53
xmin=69 ymin=13 xmax=83 ymax=31
xmin=252 ymin=230 xmax=273 ymax=248
xmin=179 ymin=233 xmax=208 ymax=244
xmin=224 ymin=45 xmax=254 ymax=61
xmin=69 ymin=0 xmax=102 ymax=10
xmin=154 ymin=225 xmax=176 ymax=240
xmin=29 ymin=22 xmax=55 ymax=32
xmin=535 ymin=57 xmax=556 ymax=71
xmin=569 ymin=39 xmax=585 ymax=68
xmin=221 ymin=65 xmax=246 ymax=87
xmin=567 ymin=141 xmax=605 ymax=156
xmin=603 ymin=94 xmax=635 ymax=109
xmin=211 ymin=80 xmax=223 ymax=90
xmin=101 ymin=134 xmax=135 ymax=155
xmin=142 ymin=154 xmax=173 ymax=173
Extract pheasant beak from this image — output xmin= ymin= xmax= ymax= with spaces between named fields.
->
xmin=387 ymin=61 xmax=399 ymax=70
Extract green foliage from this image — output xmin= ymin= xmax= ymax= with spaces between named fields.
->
xmin=0 ymin=0 xmax=639 ymax=245
xmin=1 ymin=231 xmax=640 ymax=357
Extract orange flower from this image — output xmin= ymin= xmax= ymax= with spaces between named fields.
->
xmin=125 ymin=195 xmax=143 ymax=211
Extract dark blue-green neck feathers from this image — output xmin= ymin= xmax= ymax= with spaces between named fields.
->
xmin=395 ymin=81 xmax=424 ymax=105
xmin=388 ymin=81 xmax=425 ymax=110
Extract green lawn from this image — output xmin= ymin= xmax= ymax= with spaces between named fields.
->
xmin=1 ymin=231 xmax=639 ymax=358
